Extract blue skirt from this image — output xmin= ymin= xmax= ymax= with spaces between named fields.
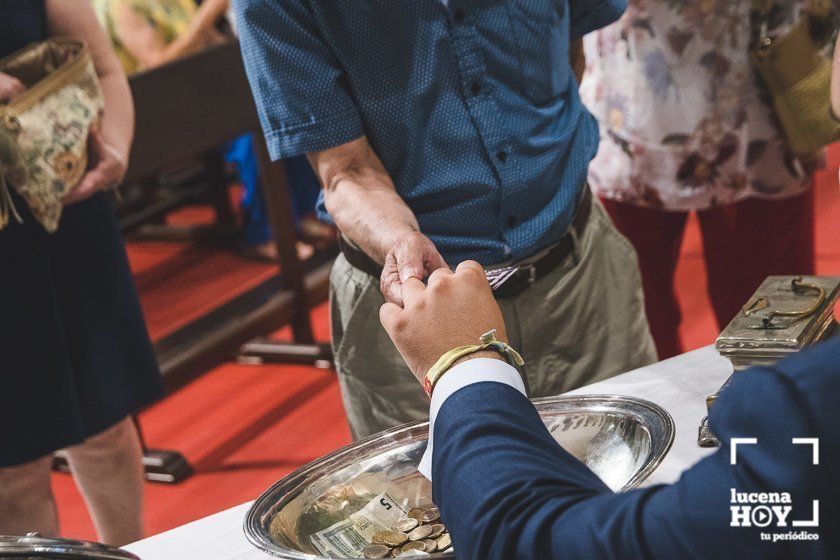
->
xmin=0 ymin=191 xmax=164 ymax=467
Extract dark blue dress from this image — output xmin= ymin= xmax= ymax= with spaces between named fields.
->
xmin=0 ymin=0 xmax=164 ymax=467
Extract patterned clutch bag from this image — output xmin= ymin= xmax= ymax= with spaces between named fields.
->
xmin=0 ymin=38 xmax=104 ymax=232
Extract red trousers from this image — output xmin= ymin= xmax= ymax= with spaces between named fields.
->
xmin=602 ymin=191 xmax=815 ymax=359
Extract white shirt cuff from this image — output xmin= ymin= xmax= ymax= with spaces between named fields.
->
xmin=418 ymin=358 xmax=526 ymax=481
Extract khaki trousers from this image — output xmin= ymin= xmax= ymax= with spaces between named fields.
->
xmin=0 ymin=416 xmax=145 ymax=546
xmin=330 ymin=199 xmax=657 ymax=439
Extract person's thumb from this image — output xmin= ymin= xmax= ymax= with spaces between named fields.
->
xmin=397 ymin=249 xmax=424 ymax=283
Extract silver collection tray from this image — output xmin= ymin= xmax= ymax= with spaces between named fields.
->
xmin=244 ymin=395 xmax=675 ymax=559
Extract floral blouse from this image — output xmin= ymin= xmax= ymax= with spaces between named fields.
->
xmin=93 ymin=0 xmax=196 ymax=74
xmin=580 ymin=0 xmax=819 ymax=211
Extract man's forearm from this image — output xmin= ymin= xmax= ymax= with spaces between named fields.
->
xmin=308 ymin=137 xmax=419 ymax=264
xmin=433 ymin=353 xmax=835 ymax=559
xmin=433 ymin=383 xmax=735 ymax=560
xmin=324 ymin=177 xmax=419 ymax=265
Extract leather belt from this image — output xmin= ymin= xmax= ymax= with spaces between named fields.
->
xmin=339 ymin=187 xmax=593 ymax=299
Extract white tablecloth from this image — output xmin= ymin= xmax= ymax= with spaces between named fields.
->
xmin=125 ymin=345 xmax=733 ymax=559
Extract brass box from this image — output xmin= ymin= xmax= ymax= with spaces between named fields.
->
xmin=700 ymin=276 xmax=839 ymax=447
xmin=715 ymin=275 xmax=839 ymax=370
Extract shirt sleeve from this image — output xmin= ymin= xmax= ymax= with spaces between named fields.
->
xmin=418 ymin=358 xmax=526 ymax=480
xmin=568 ymin=0 xmax=627 ymax=39
xmin=233 ymin=0 xmax=365 ymax=160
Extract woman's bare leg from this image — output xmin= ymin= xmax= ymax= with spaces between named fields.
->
xmin=0 ymin=455 xmax=59 ymax=536
xmin=64 ymin=416 xmax=144 ymax=546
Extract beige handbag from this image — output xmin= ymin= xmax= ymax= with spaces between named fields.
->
xmin=0 ymin=38 xmax=104 ymax=232
xmin=749 ymin=0 xmax=840 ymax=156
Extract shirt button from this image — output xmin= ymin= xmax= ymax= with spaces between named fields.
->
xmin=470 ymin=81 xmax=481 ymax=96
xmin=507 ymin=214 xmax=517 ymax=228
xmin=453 ymin=8 xmax=465 ymax=23
xmin=496 ymin=150 xmax=507 ymax=163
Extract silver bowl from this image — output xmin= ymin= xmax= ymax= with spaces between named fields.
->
xmin=0 ymin=533 xmax=139 ymax=559
xmin=245 ymin=395 xmax=674 ymax=559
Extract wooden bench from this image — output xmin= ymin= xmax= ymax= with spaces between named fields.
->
xmin=55 ymin=41 xmax=335 ymax=483
xmin=122 ymin=40 xmax=333 ymax=385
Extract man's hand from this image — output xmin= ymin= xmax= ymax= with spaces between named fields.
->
xmin=380 ymin=231 xmax=447 ymax=307
xmin=309 ymin=137 xmax=446 ymax=306
xmin=64 ymin=125 xmax=128 ymax=205
xmin=0 ymin=72 xmax=25 ymax=103
xmin=380 ymin=260 xmax=507 ymax=383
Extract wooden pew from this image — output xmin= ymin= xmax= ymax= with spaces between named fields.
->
xmin=122 ymin=40 xmax=333 ymax=385
xmin=56 ymin=42 xmax=334 ymax=483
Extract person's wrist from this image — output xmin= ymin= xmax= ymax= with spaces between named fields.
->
xmin=422 ymin=350 xmax=505 ymax=389
xmin=373 ymin=226 xmax=419 ymax=264
xmin=389 ymin=228 xmax=422 ymax=248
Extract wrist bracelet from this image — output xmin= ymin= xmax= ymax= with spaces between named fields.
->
xmin=422 ymin=329 xmax=524 ymax=397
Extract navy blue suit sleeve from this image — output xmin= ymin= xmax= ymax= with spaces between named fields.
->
xmin=432 ymin=337 xmax=840 ymax=560
xmin=568 ymin=0 xmax=626 ymax=39
xmin=233 ymin=0 xmax=365 ymax=159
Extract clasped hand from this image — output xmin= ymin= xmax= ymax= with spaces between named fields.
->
xmin=379 ymin=231 xmax=447 ymax=307
xmin=63 ymin=124 xmax=128 ymax=205
xmin=380 ymin=260 xmax=508 ymax=383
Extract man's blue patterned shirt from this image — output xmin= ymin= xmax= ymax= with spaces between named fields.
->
xmin=235 ymin=0 xmax=626 ymax=264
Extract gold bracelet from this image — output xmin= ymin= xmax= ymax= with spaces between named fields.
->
xmin=423 ymin=329 xmax=524 ymax=397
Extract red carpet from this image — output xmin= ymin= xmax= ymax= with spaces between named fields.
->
xmin=52 ymin=147 xmax=839 ymax=542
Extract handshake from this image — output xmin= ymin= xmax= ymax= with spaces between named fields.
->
xmin=379 ymin=259 xmax=509 ymax=386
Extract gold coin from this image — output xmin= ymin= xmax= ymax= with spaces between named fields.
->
xmin=363 ymin=544 xmax=392 ymax=558
xmin=372 ymin=531 xmax=391 ymax=545
xmin=436 ymin=533 xmax=451 ymax=551
xmin=407 ymin=508 xmax=425 ymax=521
xmin=391 ymin=517 xmax=419 ymax=533
xmin=382 ymin=531 xmax=409 ymax=548
xmin=426 ymin=524 xmax=445 ymax=539
xmin=407 ymin=525 xmax=433 ymax=541
xmin=421 ymin=539 xmax=437 ymax=553
xmin=401 ymin=541 xmax=426 ymax=553
xmin=420 ymin=507 xmax=440 ymax=523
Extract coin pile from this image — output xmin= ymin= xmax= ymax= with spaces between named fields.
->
xmin=362 ymin=506 xmax=454 ymax=558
